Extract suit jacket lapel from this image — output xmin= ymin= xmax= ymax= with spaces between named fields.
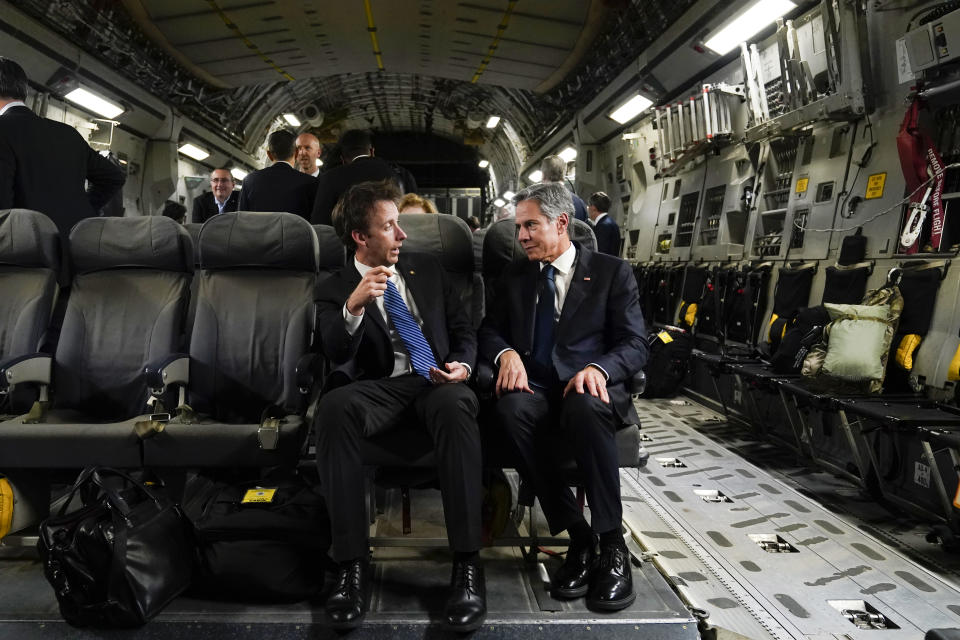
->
xmin=397 ymin=257 xmax=441 ymax=360
xmin=520 ymin=260 xmax=539 ymax=348
xmin=557 ymin=246 xmax=591 ymax=337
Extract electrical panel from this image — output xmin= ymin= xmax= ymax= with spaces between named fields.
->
xmin=901 ymin=7 xmax=960 ymax=73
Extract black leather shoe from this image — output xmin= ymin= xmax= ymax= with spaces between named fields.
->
xmin=445 ymin=559 xmax=486 ymax=632
xmin=326 ymin=557 xmax=370 ymax=629
xmin=552 ymin=540 xmax=596 ymax=599
xmin=586 ymin=544 xmax=635 ymax=611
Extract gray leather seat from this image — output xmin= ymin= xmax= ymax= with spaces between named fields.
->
xmin=142 ymin=212 xmax=319 ymax=467
xmin=0 ymin=209 xmax=60 ymax=415
xmin=0 ymin=215 xmax=193 ymax=468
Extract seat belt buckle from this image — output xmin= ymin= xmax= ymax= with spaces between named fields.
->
xmin=258 ymin=417 xmax=280 ymax=450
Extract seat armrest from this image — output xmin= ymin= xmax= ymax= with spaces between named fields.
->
xmin=296 ymin=353 xmax=320 ymax=393
xmin=143 ymin=354 xmax=190 ymax=392
xmin=475 ymin=359 xmax=495 ymax=398
xmin=0 ymin=353 xmax=52 ymax=390
xmin=629 ymin=370 xmax=646 ymax=396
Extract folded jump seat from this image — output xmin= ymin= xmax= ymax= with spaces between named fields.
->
xmin=141 ymin=212 xmax=320 ymax=468
xmin=0 ymin=215 xmax=193 ymax=468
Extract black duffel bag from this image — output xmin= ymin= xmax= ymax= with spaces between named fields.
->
xmin=642 ymin=326 xmax=693 ymax=398
xmin=182 ymin=470 xmax=331 ymax=602
xmin=38 ymin=467 xmax=194 ymax=627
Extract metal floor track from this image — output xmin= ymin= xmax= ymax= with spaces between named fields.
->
xmin=628 ymin=396 xmax=960 ymax=639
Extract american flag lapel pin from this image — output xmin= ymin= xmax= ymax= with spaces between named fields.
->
xmin=583 ymin=277 xmax=591 ymax=281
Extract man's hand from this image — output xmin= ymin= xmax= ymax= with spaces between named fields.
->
xmin=563 ymin=366 xmax=609 ymax=403
xmin=496 ymin=350 xmax=533 ymax=396
xmin=346 ymin=266 xmax=391 ymax=315
xmin=430 ymin=362 xmax=468 ymax=384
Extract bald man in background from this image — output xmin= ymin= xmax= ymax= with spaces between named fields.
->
xmin=296 ymin=133 xmax=321 ymax=177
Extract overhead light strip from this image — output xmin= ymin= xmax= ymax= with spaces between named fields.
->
xmin=363 ymin=0 xmax=385 ymax=71
xmin=203 ymin=0 xmax=295 ymax=81
xmin=470 ymin=0 xmax=518 ymax=84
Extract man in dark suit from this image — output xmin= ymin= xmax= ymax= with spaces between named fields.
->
xmin=0 ymin=57 xmax=125 ymax=235
xmin=311 ymin=129 xmax=409 ymax=225
xmin=238 ymin=130 xmax=316 ymax=219
xmin=479 ymin=182 xmax=647 ymax=612
xmin=314 ymin=180 xmax=485 ymax=631
xmin=191 ymin=168 xmax=239 ymax=223
xmin=588 ymin=191 xmax=622 ymax=256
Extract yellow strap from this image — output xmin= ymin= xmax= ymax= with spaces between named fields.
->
xmin=895 ymin=334 xmax=922 ymax=371
xmin=0 ymin=477 xmax=13 ymax=540
xmin=684 ymin=302 xmax=698 ymax=327
xmin=767 ymin=313 xmax=780 ymax=342
xmin=949 ymin=342 xmax=960 ymax=381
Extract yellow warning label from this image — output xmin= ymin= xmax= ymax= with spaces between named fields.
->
xmin=241 ymin=488 xmax=277 ymax=504
xmin=865 ymin=172 xmax=887 ymax=200
xmin=657 ymin=331 xmax=674 ymax=344
xmin=954 ymin=480 xmax=960 ymax=509
xmin=795 ymin=178 xmax=809 ymax=194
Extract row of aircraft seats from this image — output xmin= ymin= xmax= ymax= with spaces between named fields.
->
xmin=632 ymin=257 xmax=960 ymax=546
xmin=0 ymin=208 xmax=646 ymax=528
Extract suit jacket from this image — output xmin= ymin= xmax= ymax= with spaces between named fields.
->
xmin=479 ymin=243 xmax=647 ymax=421
xmin=571 ymin=192 xmax=588 ymax=222
xmin=316 ymin=252 xmax=476 ymax=381
xmin=191 ymin=190 xmax=239 ymax=223
xmin=238 ymin=162 xmax=316 ymax=219
xmin=311 ymin=156 xmax=399 ymax=226
xmin=594 ymin=215 xmax=622 ymax=256
xmin=0 ymin=106 xmax=125 ymax=235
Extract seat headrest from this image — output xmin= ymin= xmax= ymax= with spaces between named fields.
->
xmin=70 ymin=216 xmax=193 ymax=275
xmin=397 ymin=214 xmax=473 ymax=273
xmin=0 ymin=209 xmax=60 ymax=271
xmin=200 ymin=212 xmax=318 ymax=272
xmin=570 ymin=218 xmax=597 ymax=251
xmin=313 ymin=224 xmax=347 ymax=271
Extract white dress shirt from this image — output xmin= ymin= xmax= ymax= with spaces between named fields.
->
xmin=496 ymin=242 xmax=608 ymax=379
xmin=592 ymin=212 xmax=608 ymax=225
xmin=0 ymin=101 xmax=27 ymax=117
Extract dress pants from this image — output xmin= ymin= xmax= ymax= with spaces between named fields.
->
xmin=316 ymin=374 xmax=482 ymax=562
xmin=494 ymin=388 xmax=622 ymax=536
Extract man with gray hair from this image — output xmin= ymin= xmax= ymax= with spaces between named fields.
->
xmin=540 ymin=155 xmax=588 ymax=221
xmin=479 ymin=181 xmax=647 ymax=612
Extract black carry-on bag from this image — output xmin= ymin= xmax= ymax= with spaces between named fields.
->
xmin=37 ymin=467 xmax=194 ymax=627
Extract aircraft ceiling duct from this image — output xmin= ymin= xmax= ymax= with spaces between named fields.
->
xmin=301 ymin=103 xmax=324 ymax=127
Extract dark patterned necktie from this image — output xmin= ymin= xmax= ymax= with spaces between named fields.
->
xmin=383 ymin=279 xmax=437 ymax=379
xmin=532 ymin=265 xmax=557 ymax=369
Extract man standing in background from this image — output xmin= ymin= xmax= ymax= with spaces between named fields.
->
xmin=239 ymin=129 xmax=317 ymax=219
xmin=296 ymin=133 xmax=322 ymax=177
xmin=588 ymin=191 xmax=621 ymax=256
xmin=0 ymin=57 xmax=125 ymax=235
xmin=191 ymin=168 xmax=239 ymax=223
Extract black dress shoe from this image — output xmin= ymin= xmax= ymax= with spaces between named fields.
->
xmin=586 ymin=544 xmax=635 ymax=611
xmin=326 ymin=557 xmax=370 ymax=629
xmin=445 ymin=559 xmax=486 ymax=632
xmin=552 ymin=540 xmax=596 ymax=599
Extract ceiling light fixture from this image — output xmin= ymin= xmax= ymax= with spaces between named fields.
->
xmin=502 ymin=190 xmax=516 ymax=200
xmin=178 ymin=143 xmax=210 ymax=161
xmin=703 ymin=0 xmax=796 ymax=55
xmin=230 ymin=167 xmax=248 ymax=181
xmin=559 ymin=146 xmax=578 ymax=163
xmin=65 ymin=87 xmax=124 ymax=119
xmin=283 ymin=113 xmax=302 ymax=127
xmin=485 ymin=116 xmax=501 ymax=128
xmin=478 ymin=159 xmax=490 ymax=168
xmin=608 ymin=94 xmax=654 ymax=125
xmin=527 ymin=170 xmax=543 ymax=183
xmin=494 ymin=198 xmax=506 ymax=207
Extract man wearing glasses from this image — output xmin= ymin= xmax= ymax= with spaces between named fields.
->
xmin=192 ymin=168 xmax=239 ymax=223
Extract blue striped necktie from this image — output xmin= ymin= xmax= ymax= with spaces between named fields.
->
xmin=383 ymin=279 xmax=437 ymax=379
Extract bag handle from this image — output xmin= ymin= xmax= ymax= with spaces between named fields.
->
xmin=56 ymin=467 xmax=164 ymax=518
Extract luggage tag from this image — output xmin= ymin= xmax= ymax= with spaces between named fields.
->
xmin=657 ymin=331 xmax=674 ymax=344
xmin=241 ymin=487 xmax=277 ymax=504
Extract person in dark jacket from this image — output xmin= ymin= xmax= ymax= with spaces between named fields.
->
xmin=0 ymin=57 xmax=125 ymax=235
xmin=238 ymin=130 xmax=317 ymax=219
xmin=588 ymin=191 xmax=621 ymax=256
xmin=191 ymin=168 xmax=239 ymax=223
xmin=311 ymin=129 xmax=409 ymax=225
